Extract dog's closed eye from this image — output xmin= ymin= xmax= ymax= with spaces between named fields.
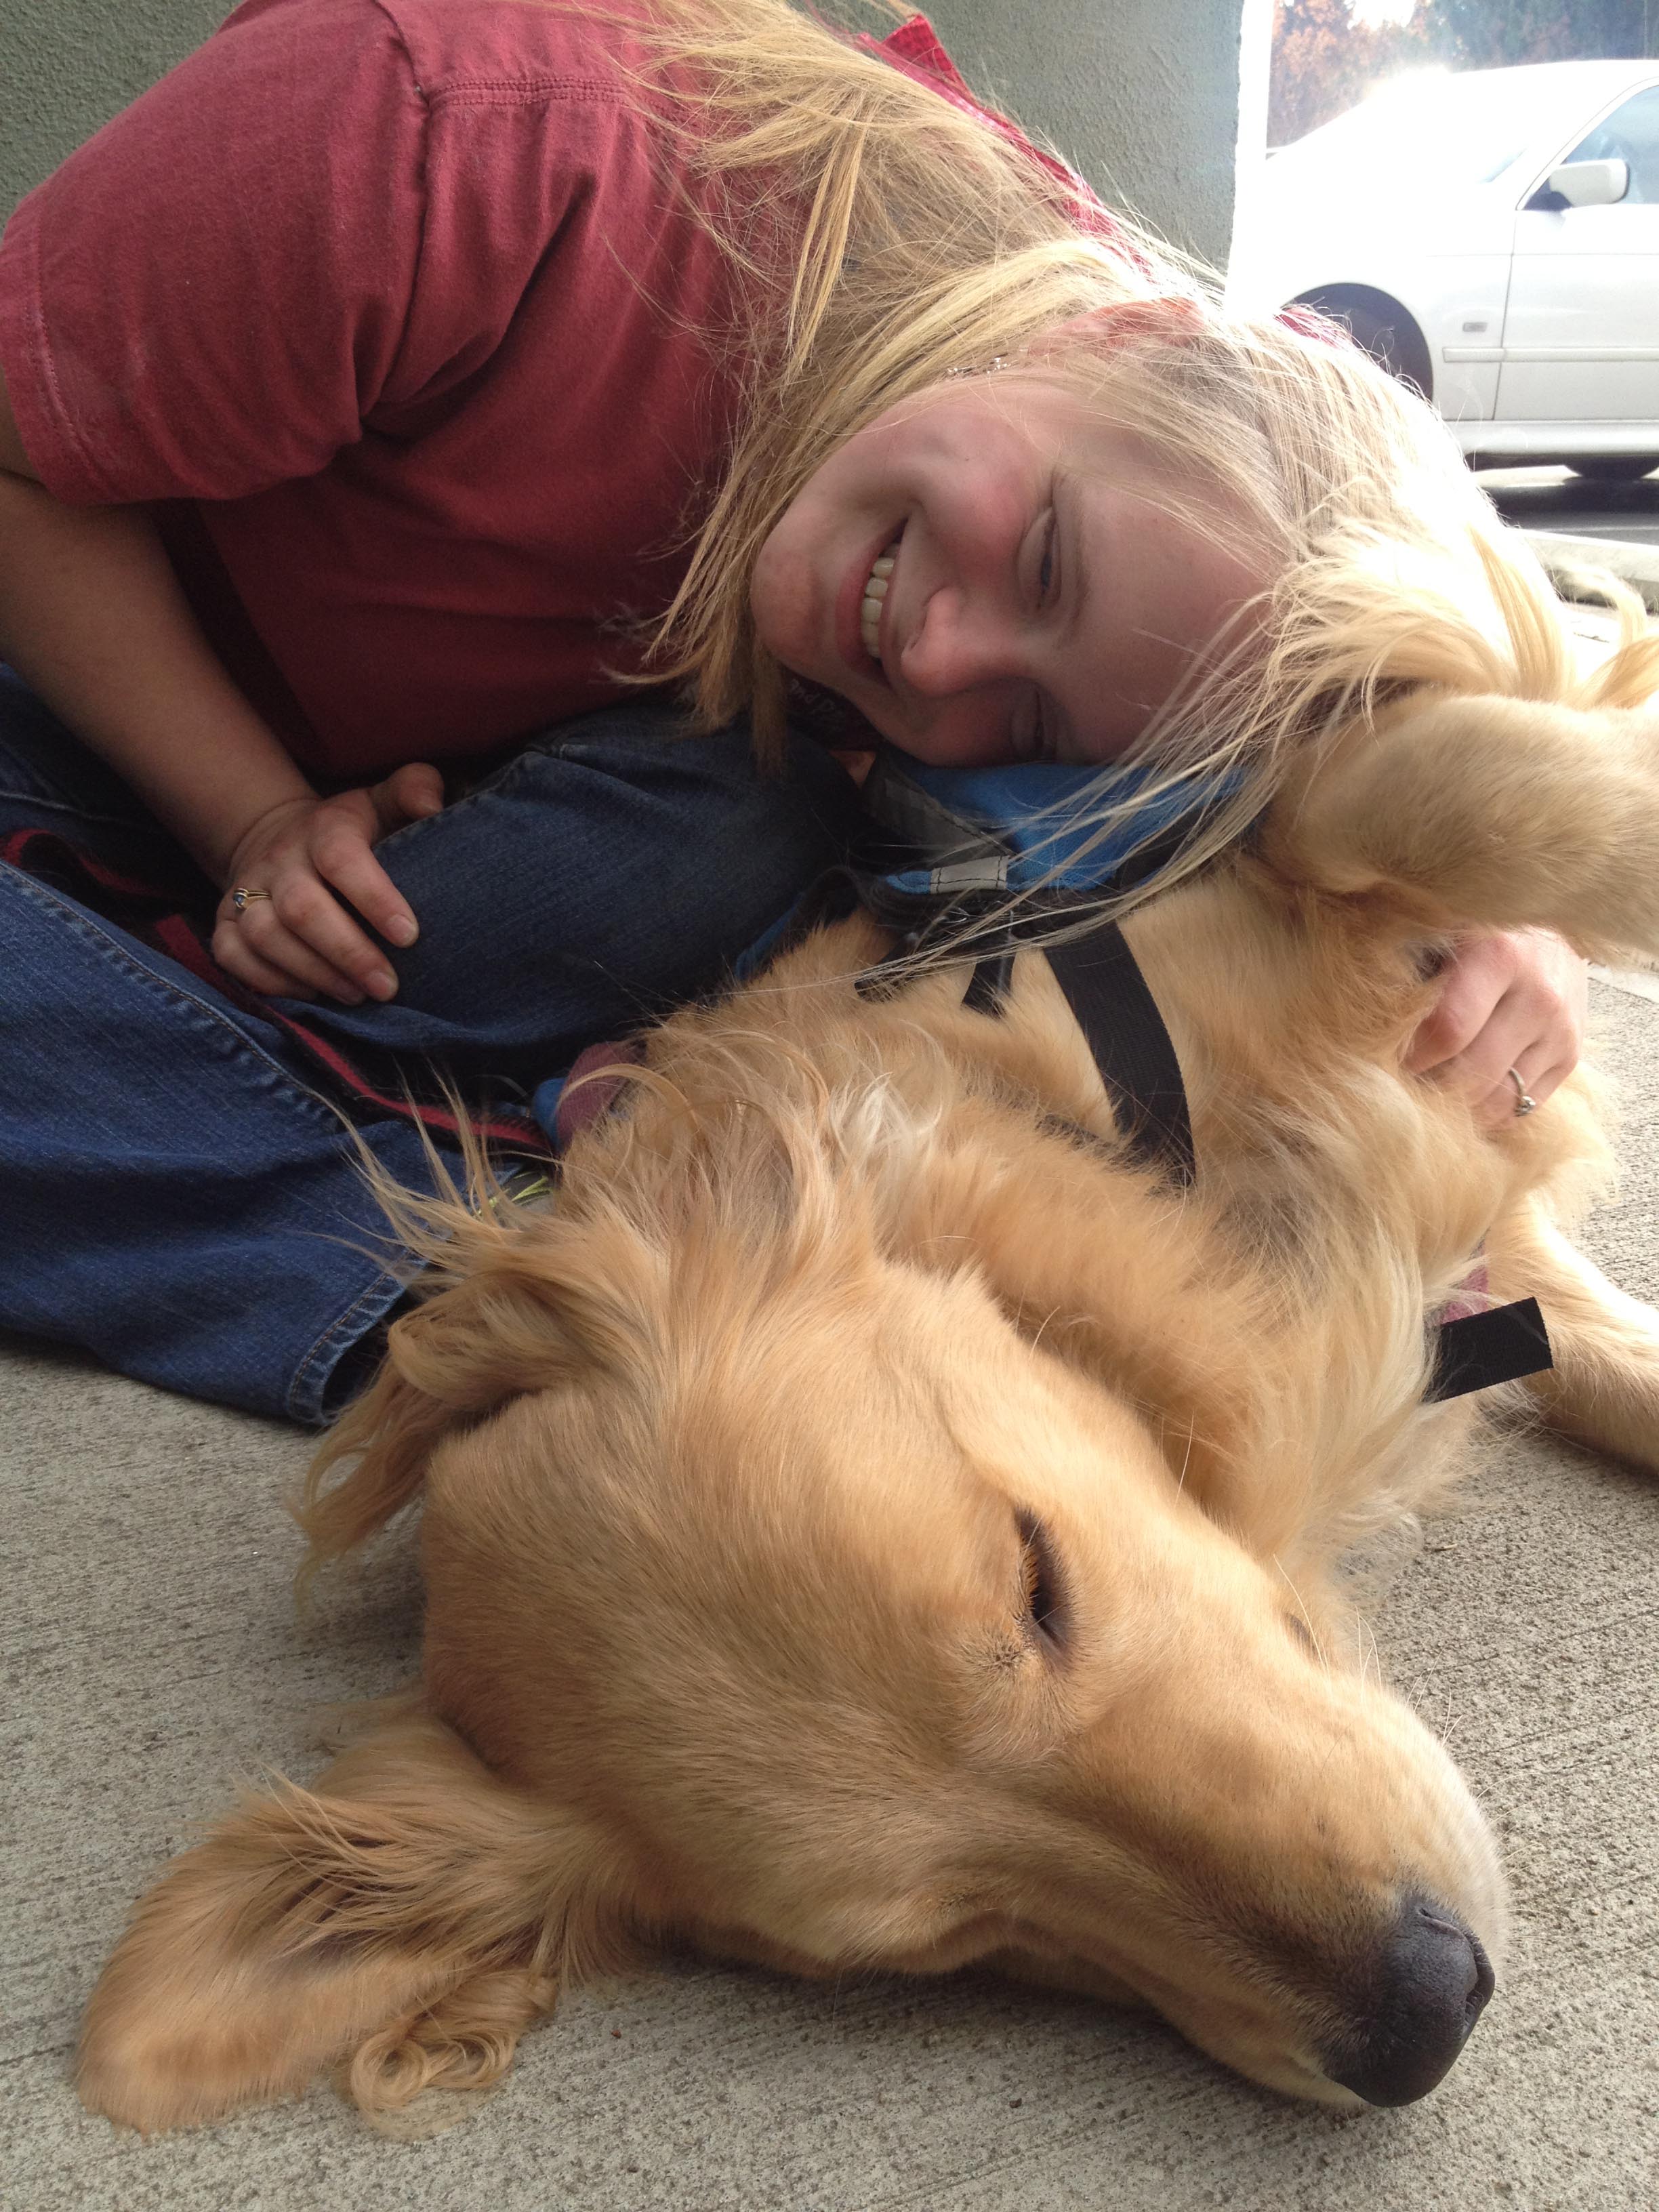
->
xmin=1015 ymin=1512 xmax=1068 ymax=1652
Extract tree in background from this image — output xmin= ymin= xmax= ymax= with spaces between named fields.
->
xmin=1271 ymin=0 xmax=1658 ymax=144
xmin=1271 ymin=0 xmax=1426 ymax=144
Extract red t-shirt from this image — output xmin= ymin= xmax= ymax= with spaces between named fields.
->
xmin=0 ymin=3 xmax=1113 ymax=781
xmin=0 ymin=0 xmax=759 ymax=777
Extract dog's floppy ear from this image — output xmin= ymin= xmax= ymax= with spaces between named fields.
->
xmin=77 ymin=1706 xmax=629 ymax=2133
xmin=300 ymin=1202 xmax=663 ymax=1571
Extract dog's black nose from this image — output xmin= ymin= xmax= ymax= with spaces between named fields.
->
xmin=1322 ymin=1893 xmax=1495 ymax=2106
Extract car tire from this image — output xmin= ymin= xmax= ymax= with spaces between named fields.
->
xmin=1568 ymin=457 xmax=1659 ymax=483
xmin=1293 ymin=290 xmax=1433 ymax=403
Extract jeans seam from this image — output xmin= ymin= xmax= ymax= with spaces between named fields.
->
xmin=372 ymin=744 xmax=552 ymax=858
xmin=374 ymin=730 xmax=710 ymax=859
xmin=5 ymin=864 xmax=348 ymax=1132
xmin=8 ymin=863 xmax=426 ymax=1422
xmin=287 ymin=1264 xmax=411 ymax=1425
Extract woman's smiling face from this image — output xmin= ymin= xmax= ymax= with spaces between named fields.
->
xmin=750 ymin=372 xmax=1271 ymax=766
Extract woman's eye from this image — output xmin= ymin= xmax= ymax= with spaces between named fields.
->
xmin=1038 ymin=512 xmax=1058 ymax=601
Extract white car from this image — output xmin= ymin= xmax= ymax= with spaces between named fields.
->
xmin=1227 ymin=60 xmax=1659 ymax=478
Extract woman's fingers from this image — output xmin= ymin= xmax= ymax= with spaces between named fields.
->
xmin=216 ymin=781 xmax=437 ymax=1002
xmin=1468 ymin=1045 xmax=1577 ymax=1128
xmin=211 ymin=917 xmax=319 ymax=1000
xmin=1406 ymin=928 xmax=1588 ymax=1127
xmin=1404 ymin=935 xmax=1522 ymax=1072
xmin=262 ymin=867 xmax=398 ymax=999
xmin=211 ymin=909 xmax=337 ymax=1002
xmin=308 ymin=817 xmax=420 ymax=954
xmin=375 ymin=760 xmax=445 ymax=830
xmin=212 ymin=889 xmax=382 ymax=1012
xmin=300 ymin=772 xmax=443 ymax=951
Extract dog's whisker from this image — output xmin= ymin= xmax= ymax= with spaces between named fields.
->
xmin=1175 ymin=1420 xmax=1196 ymax=1497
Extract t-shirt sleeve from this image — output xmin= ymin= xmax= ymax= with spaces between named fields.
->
xmin=0 ymin=1 xmax=451 ymax=504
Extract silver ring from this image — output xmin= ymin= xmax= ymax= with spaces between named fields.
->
xmin=230 ymin=885 xmax=272 ymax=914
xmin=1507 ymin=1067 xmax=1538 ymax=1118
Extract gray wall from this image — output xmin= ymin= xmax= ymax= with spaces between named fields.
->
xmin=922 ymin=0 xmax=1248 ymax=265
xmin=3 ymin=3 xmax=1248 ymax=260
xmin=1 ymin=0 xmax=227 ymax=221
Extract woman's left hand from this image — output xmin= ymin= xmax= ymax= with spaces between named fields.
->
xmin=1405 ymin=928 xmax=1589 ymax=1128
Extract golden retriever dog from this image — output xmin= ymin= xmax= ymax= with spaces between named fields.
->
xmin=76 ymin=586 xmax=1659 ymax=2133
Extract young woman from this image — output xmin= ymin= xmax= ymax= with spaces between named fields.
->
xmin=0 ymin=0 xmax=1586 ymax=1420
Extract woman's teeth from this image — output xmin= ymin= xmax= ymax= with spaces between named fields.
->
xmin=860 ymin=544 xmax=899 ymax=663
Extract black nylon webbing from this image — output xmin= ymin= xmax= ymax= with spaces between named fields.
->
xmin=1042 ymin=921 xmax=1196 ymax=1185
xmin=857 ymin=880 xmax=1551 ymax=1406
xmin=966 ymin=921 xmax=1551 ymax=1400
xmin=1425 ymin=1296 xmax=1553 ymax=1401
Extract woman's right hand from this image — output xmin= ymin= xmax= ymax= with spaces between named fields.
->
xmin=212 ymin=762 xmax=445 ymax=1003
xmin=1 ymin=369 xmax=444 ymax=1007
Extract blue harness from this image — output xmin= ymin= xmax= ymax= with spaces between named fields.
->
xmin=739 ymin=750 xmax=1234 ymax=979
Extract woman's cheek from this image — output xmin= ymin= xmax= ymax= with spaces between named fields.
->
xmin=749 ymin=533 xmax=814 ymax=670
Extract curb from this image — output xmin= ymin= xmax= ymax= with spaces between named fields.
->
xmin=1522 ymin=529 xmax=1659 ymax=613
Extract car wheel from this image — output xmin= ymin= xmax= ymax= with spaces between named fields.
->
xmin=1294 ymin=291 xmax=1433 ymax=403
xmin=1568 ymin=457 xmax=1659 ymax=483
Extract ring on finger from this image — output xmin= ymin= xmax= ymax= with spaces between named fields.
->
xmin=1506 ymin=1066 xmax=1538 ymax=1118
xmin=230 ymin=885 xmax=272 ymax=914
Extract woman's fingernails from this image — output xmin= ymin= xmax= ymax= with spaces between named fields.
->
xmin=366 ymin=968 xmax=398 ymax=1000
xmin=386 ymin=914 xmax=418 ymax=947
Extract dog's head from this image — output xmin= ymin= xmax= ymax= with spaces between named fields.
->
xmin=78 ymin=1084 xmax=1504 ymax=2133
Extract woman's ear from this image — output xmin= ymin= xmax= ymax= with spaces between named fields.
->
xmin=77 ymin=1707 xmax=628 ymax=2133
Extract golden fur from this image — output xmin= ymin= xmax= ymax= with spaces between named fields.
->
xmin=76 ymin=625 xmax=1659 ymax=2131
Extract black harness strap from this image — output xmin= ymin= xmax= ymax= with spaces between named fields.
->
xmin=961 ymin=945 xmax=1016 ymax=1015
xmin=960 ymin=914 xmax=1549 ymax=1400
xmin=838 ymin=824 xmax=1550 ymax=1404
xmin=1426 ymin=1295 xmax=1552 ymax=1402
xmin=1040 ymin=922 xmax=1196 ymax=1185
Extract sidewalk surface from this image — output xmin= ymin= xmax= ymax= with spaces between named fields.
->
xmin=1525 ymin=531 xmax=1659 ymax=615
xmin=3 ymin=981 xmax=1657 ymax=2212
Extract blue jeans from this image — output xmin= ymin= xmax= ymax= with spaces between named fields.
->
xmin=0 ymin=671 xmax=866 ymax=1421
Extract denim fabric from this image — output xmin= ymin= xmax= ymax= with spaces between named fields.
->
xmin=295 ymin=715 xmax=869 ymax=1087
xmin=0 ymin=671 xmax=867 ymax=1421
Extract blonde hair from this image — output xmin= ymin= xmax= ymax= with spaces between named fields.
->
xmin=573 ymin=2 xmax=1656 ymax=900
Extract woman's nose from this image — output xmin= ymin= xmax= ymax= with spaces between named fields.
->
xmin=899 ymin=588 xmax=1016 ymax=698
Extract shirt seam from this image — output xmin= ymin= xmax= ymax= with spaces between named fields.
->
xmin=424 ymin=73 xmax=636 ymax=108
xmin=5 ymin=200 xmax=114 ymax=503
xmin=367 ymin=0 xmax=438 ymax=426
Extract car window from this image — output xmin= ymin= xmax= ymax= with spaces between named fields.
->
xmin=1274 ymin=70 xmax=1603 ymax=192
xmin=1563 ymin=84 xmax=1659 ymax=203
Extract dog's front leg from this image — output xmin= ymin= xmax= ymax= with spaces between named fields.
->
xmin=1262 ymin=695 xmax=1659 ymax=964
xmin=1488 ymin=1193 xmax=1659 ymax=1475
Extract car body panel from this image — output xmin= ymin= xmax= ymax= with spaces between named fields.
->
xmin=1498 ymin=79 xmax=1659 ymax=422
xmin=1227 ymin=61 xmax=1659 ymax=459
